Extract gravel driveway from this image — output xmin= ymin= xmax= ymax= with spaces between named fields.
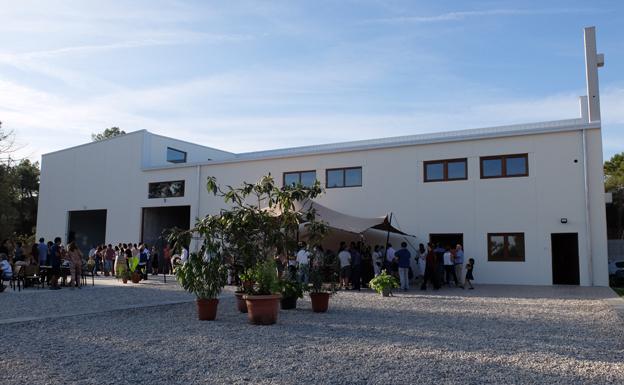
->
xmin=1 ymin=279 xmax=623 ymax=385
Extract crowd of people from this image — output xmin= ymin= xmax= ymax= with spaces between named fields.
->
xmin=273 ymin=240 xmax=475 ymax=292
xmin=0 ymin=238 xmax=185 ymax=291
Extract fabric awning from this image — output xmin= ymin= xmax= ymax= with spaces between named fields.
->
xmin=294 ymin=199 xmax=412 ymax=236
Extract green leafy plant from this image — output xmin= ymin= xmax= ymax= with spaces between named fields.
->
xmin=175 ymin=253 xmax=228 ymax=299
xmin=116 ymin=265 xmax=130 ymax=280
xmin=246 ymin=259 xmax=280 ymax=295
xmin=279 ymin=277 xmax=304 ymax=299
xmin=308 ymin=265 xmax=338 ymax=294
xmin=369 ymin=270 xmax=400 ymax=295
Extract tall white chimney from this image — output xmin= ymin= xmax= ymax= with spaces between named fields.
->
xmin=583 ymin=26 xmax=604 ymax=123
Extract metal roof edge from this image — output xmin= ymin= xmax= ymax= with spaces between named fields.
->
xmin=41 ymin=129 xmax=147 ymax=158
xmin=141 ymin=119 xmax=600 ymax=172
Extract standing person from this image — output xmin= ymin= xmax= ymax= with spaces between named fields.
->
xmin=180 ymin=244 xmax=189 ymax=264
xmin=416 ymin=243 xmax=427 ymax=278
xmin=349 ymin=242 xmax=362 ymax=291
xmin=385 ymin=243 xmax=395 ymax=272
xmin=338 ymin=244 xmax=351 ymax=289
xmin=296 ymin=242 xmax=310 ymax=284
xmin=372 ymin=245 xmax=383 ymax=277
xmin=465 ymin=258 xmax=475 ymax=289
xmin=105 ymin=244 xmax=116 ymax=276
xmin=395 ymin=242 xmax=412 ymax=291
xmin=420 ymin=243 xmax=439 ymax=290
xmin=37 ymin=238 xmax=48 ymax=266
xmin=443 ymin=245 xmax=458 ymax=287
xmin=151 ymin=246 xmax=159 ymax=275
xmin=163 ymin=243 xmax=172 ymax=274
xmin=433 ymin=243 xmax=446 ymax=286
xmin=49 ymin=237 xmax=62 ymax=290
xmin=454 ymin=244 xmax=465 ymax=288
xmin=66 ymin=242 xmax=83 ymax=288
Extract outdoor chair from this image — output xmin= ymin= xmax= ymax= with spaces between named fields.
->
xmin=82 ymin=268 xmax=95 ymax=286
xmin=10 ymin=265 xmax=24 ymax=291
xmin=24 ymin=265 xmax=43 ymax=289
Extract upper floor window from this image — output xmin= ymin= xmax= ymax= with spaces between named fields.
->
xmin=424 ymin=158 xmax=467 ymax=182
xmin=480 ymin=154 xmax=528 ymax=178
xmin=283 ymin=170 xmax=317 ymax=187
xmin=487 ymin=233 xmax=525 ymax=262
xmin=326 ymin=167 xmax=362 ymax=188
xmin=167 ymin=147 xmax=187 ymax=164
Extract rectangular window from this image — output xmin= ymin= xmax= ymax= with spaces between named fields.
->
xmin=283 ymin=170 xmax=317 ymax=187
xmin=326 ymin=167 xmax=362 ymax=188
xmin=480 ymin=154 xmax=528 ymax=178
xmin=487 ymin=233 xmax=525 ymax=261
xmin=148 ymin=180 xmax=185 ymax=199
xmin=423 ymin=158 xmax=467 ymax=182
xmin=167 ymin=147 xmax=187 ymax=163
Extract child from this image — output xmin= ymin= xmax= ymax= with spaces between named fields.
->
xmin=465 ymin=258 xmax=475 ymax=289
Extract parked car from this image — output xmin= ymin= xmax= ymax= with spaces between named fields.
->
xmin=608 ymin=260 xmax=624 ymax=285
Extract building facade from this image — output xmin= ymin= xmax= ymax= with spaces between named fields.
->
xmin=36 ymin=28 xmax=609 ymax=286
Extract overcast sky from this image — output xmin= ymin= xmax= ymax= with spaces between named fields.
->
xmin=0 ymin=0 xmax=622 ymax=162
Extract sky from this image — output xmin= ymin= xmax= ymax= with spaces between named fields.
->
xmin=0 ymin=0 xmax=622 ymax=162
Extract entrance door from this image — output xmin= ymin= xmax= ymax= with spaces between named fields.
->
xmin=551 ymin=233 xmax=580 ymax=285
xmin=429 ymin=233 xmax=464 ymax=248
xmin=68 ymin=210 xmax=107 ymax=256
xmin=141 ymin=206 xmax=191 ymax=249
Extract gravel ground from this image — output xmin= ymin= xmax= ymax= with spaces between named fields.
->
xmin=1 ymin=280 xmax=623 ymax=385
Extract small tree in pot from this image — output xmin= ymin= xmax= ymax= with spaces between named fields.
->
xmin=243 ymin=259 xmax=282 ymax=324
xmin=308 ymin=266 xmax=338 ymax=313
xmin=279 ymin=276 xmax=304 ymax=310
xmin=175 ymin=252 xmax=228 ymax=320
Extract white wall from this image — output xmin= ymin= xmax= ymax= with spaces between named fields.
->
xmin=142 ymin=132 xmax=234 ymax=168
xmin=37 ymin=128 xmax=609 ymax=286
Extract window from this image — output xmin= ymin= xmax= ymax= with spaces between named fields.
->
xmin=487 ymin=233 xmax=525 ymax=261
xmin=480 ymin=154 xmax=528 ymax=178
xmin=148 ymin=180 xmax=185 ymax=198
xmin=326 ymin=167 xmax=362 ymax=188
xmin=167 ymin=147 xmax=187 ymax=163
xmin=424 ymin=158 xmax=467 ymax=182
xmin=283 ymin=170 xmax=317 ymax=187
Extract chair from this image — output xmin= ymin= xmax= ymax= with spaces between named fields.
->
xmin=10 ymin=265 xmax=24 ymax=291
xmin=82 ymin=267 xmax=95 ymax=287
xmin=24 ymin=265 xmax=43 ymax=289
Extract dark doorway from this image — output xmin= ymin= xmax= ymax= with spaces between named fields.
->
xmin=429 ymin=233 xmax=464 ymax=248
xmin=141 ymin=206 xmax=191 ymax=250
xmin=68 ymin=210 xmax=107 ymax=256
xmin=551 ymin=233 xmax=580 ymax=285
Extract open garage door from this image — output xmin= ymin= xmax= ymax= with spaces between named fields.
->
xmin=68 ymin=209 xmax=107 ymax=256
xmin=141 ymin=206 xmax=191 ymax=250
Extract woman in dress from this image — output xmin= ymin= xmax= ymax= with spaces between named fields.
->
xmin=66 ymin=242 xmax=83 ymax=288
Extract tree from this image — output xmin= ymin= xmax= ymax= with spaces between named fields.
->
xmin=605 ymin=152 xmax=624 ymax=239
xmin=0 ymin=121 xmax=16 ymax=160
xmin=91 ymin=127 xmax=126 ymax=142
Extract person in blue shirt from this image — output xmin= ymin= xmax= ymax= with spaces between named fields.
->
xmin=37 ymin=238 xmax=48 ymax=266
xmin=395 ymin=242 xmax=412 ymax=291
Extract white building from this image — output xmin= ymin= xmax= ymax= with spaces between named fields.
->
xmin=36 ymin=27 xmax=609 ymax=286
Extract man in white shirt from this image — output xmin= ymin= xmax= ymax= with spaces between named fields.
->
xmin=338 ymin=245 xmax=351 ymax=289
xmin=1 ymin=255 xmax=12 ymax=291
xmin=181 ymin=246 xmax=189 ymax=264
xmin=296 ymin=242 xmax=310 ymax=284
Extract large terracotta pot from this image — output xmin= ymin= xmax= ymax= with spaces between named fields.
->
xmin=243 ymin=294 xmax=281 ymax=325
xmin=196 ymin=298 xmax=219 ymax=321
xmin=280 ymin=296 xmax=297 ymax=310
xmin=131 ymin=272 xmax=141 ymax=283
xmin=234 ymin=291 xmax=248 ymax=313
xmin=310 ymin=292 xmax=330 ymax=313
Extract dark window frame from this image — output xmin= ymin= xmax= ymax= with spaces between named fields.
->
xmin=480 ymin=153 xmax=528 ymax=179
xmin=148 ymin=180 xmax=186 ymax=199
xmin=166 ymin=147 xmax=187 ymax=164
xmin=423 ymin=158 xmax=468 ymax=182
xmin=325 ymin=167 xmax=362 ymax=189
xmin=487 ymin=232 xmax=525 ymax=262
xmin=282 ymin=170 xmax=317 ymax=187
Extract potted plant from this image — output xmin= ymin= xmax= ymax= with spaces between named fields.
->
xmin=116 ymin=265 xmax=130 ymax=284
xmin=243 ymin=260 xmax=282 ymax=324
xmin=279 ymin=277 xmax=304 ymax=310
xmin=128 ymin=255 xmax=141 ymax=283
xmin=175 ymin=252 xmax=228 ymax=320
xmin=307 ymin=266 xmax=337 ymax=313
xmin=369 ymin=270 xmax=399 ymax=297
